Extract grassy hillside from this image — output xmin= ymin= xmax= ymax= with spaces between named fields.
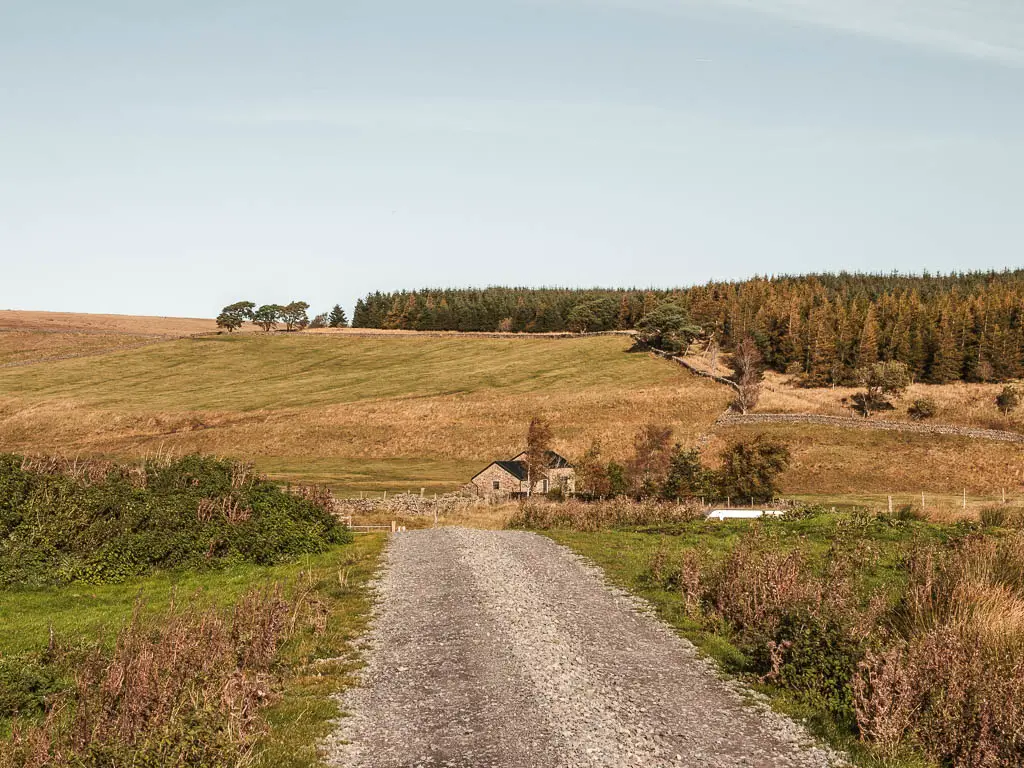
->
xmin=709 ymin=423 xmax=1023 ymax=506
xmin=0 ymin=334 xmax=729 ymax=493
xmin=0 ymin=331 xmax=157 ymax=366
xmin=0 ymin=331 xmax=1020 ymax=500
xmin=0 ymin=310 xmax=235 ymax=368
xmin=758 ymin=371 xmax=1024 ymax=433
xmin=0 ymin=309 xmax=223 ymax=335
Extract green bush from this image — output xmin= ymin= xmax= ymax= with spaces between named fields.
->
xmin=980 ymin=506 xmax=1007 ymax=527
xmin=0 ymin=454 xmax=350 ymax=587
xmin=907 ymin=397 xmax=938 ymax=421
xmin=979 ymin=505 xmax=1024 ymax=528
xmin=0 ymin=655 xmax=64 ymax=720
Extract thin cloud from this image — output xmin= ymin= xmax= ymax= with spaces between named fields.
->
xmin=542 ymin=0 xmax=1024 ymax=65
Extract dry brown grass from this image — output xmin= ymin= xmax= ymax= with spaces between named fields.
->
xmin=853 ymin=535 xmax=1024 ymax=766
xmin=0 ymin=331 xmax=159 ymax=366
xmin=0 ymin=334 xmax=728 ymax=494
xmin=711 ymin=422 xmax=1024 ymax=498
xmin=1 ymin=587 xmax=292 ymax=768
xmin=0 ymin=310 xmax=230 ymax=335
xmin=3 ymin=330 xmax=1021 ymax=500
xmin=758 ymin=371 xmax=1024 ymax=432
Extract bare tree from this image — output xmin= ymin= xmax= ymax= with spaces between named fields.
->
xmin=730 ymin=336 xmax=764 ymax=414
xmin=523 ymin=417 xmax=554 ymax=496
xmin=575 ymin=439 xmax=611 ymax=498
xmin=626 ymin=423 xmax=674 ymax=496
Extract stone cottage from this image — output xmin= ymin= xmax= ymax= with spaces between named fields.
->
xmin=471 ymin=450 xmax=575 ymax=498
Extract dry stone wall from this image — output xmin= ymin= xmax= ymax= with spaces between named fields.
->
xmin=333 ymin=491 xmax=488 ymax=518
xmin=717 ymin=412 xmax=1024 ymax=444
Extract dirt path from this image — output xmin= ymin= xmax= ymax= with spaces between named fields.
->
xmin=327 ymin=528 xmax=842 ymax=768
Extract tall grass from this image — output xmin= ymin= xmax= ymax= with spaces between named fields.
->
xmin=508 ymin=498 xmax=705 ymax=531
xmin=1 ymin=587 xmax=296 ymax=768
xmin=647 ymin=531 xmax=876 ymax=725
xmin=638 ymin=525 xmax=1024 ymax=766
xmin=854 ymin=535 xmax=1024 ymax=766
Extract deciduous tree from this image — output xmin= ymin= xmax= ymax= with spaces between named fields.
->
xmin=996 ymin=385 xmax=1021 ymax=418
xmin=523 ymin=417 xmax=554 ymax=496
xmin=635 ymin=304 xmax=702 ymax=353
xmin=661 ymin=445 xmax=713 ymax=500
xmin=216 ymin=301 xmax=255 ymax=333
xmin=730 ymin=336 xmax=764 ymax=414
xmin=575 ymin=440 xmax=611 ymax=498
xmin=280 ymin=301 xmax=310 ymax=332
xmin=716 ymin=436 xmax=791 ymax=502
xmin=853 ymin=361 xmax=912 ymax=417
xmin=253 ymin=305 xmax=283 ymax=333
xmin=627 ymin=423 xmax=674 ymax=496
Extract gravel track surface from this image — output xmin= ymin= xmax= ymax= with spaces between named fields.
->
xmin=327 ymin=528 xmax=844 ymax=768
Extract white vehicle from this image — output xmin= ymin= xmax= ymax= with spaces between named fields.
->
xmin=705 ymin=509 xmax=785 ymax=521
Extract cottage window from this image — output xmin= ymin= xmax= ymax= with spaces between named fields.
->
xmin=542 ymin=479 xmax=549 ymax=493
xmin=492 ymin=480 xmax=500 ymax=490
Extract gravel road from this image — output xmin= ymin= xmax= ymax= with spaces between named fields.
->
xmin=326 ymin=528 xmax=844 ymax=768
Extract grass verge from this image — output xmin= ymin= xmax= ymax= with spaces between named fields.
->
xmin=543 ymin=513 xmax=990 ymax=768
xmin=1 ymin=535 xmax=385 ymax=766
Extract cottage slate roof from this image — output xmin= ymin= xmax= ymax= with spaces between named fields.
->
xmin=494 ymin=460 xmax=529 ymax=481
xmin=511 ymin=450 xmax=573 ymax=469
xmin=543 ymin=451 xmax=572 ymax=469
xmin=471 ymin=450 xmax=574 ymax=483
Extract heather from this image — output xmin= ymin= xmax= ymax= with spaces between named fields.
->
xmin=0 ymin=534 xmax=384 ymax=768
xmin=0 ymin=453 xmax=350 ymax=587
xmin=546 ymin=507 xmax=1024 ymax=767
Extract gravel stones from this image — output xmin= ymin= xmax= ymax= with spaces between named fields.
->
xmin=326 ymin=528 xmax=844 ymax=768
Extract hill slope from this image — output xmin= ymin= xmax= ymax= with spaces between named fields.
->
xmin=0 ymin=332 xmax=1020 ymax=499
xmin=0 ymin=334 xmax=728 ymax=493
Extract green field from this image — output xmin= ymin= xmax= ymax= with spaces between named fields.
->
xmin=0 ymin=333 xmax=728 ymax=494
xmin=0 ymin=334 xmax=678 ymax=409
xmin=0 ymin=331 xmax=1020 ymax=500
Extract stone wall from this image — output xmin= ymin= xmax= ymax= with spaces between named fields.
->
xmin=716 ymin=412 xmax=1024 ymax=444
xmin=333 ymin=491 xmax=489 ymax=518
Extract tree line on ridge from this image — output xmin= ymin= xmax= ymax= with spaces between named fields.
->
xmin=352 ymin=271 xmax=1024 ymax=384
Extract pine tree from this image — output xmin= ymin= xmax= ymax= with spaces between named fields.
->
xmin=328 ymin=304 xmax=349 ymax=328
xmin=927 ymin=312 xmax=958 ymax=383
xmin=807 ymin=303 xmax=841 ymax=385
xmin=344 ymin=272 xmax=1024 ymax=384
xmin=856 ymin=306 xmax=879 ymax=369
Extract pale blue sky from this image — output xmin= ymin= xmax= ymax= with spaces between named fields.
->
xmin=2 ymin=0 xmax=1023 ymax=317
